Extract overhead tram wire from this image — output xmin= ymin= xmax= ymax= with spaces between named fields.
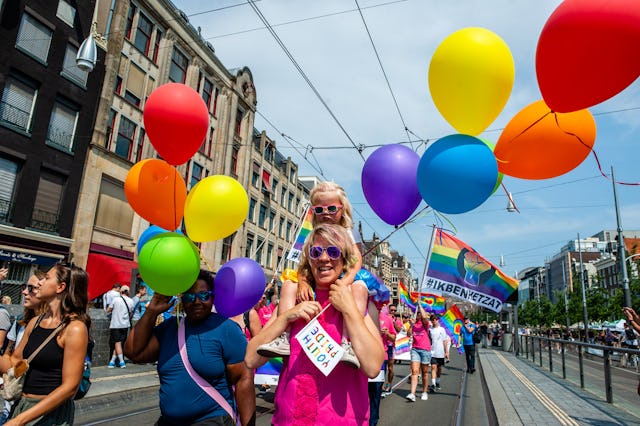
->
xmin=354 ymin=0 xmax=415 ymax=150
xmin=246 ymin=0 xmax=366 ymax=161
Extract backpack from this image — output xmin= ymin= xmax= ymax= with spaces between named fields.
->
xmin=74 ymin=339 xmax=94 ymax=400
xmin=473 ymin=329 xmax=482 ymax=344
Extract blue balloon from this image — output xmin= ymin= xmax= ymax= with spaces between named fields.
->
xmin=416 ymin=134 xmax=498 ymax=214
xmin=137 ymin=226 xmax=181 ymax=255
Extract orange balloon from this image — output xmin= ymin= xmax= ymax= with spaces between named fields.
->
xmin=125 ymin=159 xmax=187 ymax=230
xmin=494 ymin=100 xmax=596 ymax=180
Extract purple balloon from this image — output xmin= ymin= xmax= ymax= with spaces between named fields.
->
xmin=362 ymin=144 xmax=422 ymax=225
xmin=214 ymin=258 xmax=265 ymax=317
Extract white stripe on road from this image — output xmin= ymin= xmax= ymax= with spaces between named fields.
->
xmin=91 ymin=371 xmax=157 ymax=383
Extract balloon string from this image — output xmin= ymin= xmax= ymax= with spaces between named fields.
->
xmin=551 ymin=114 xmax=640 ymax=186
xmin=493 ymin=110 xmax=552 ymax=165
xmin=361 ymin=205 xmax=431 ymax=257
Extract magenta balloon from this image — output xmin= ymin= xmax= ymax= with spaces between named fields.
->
xmin=214 ymin=258 xmax=266 ymax=317
xmin=362 ymin=144 xmax=422 ymax=225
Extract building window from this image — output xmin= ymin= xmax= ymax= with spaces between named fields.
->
xmin=125 ymin=4 xmax=136 ymax=39
xmin=124 ymin=63 xmax=145 ymax=108
xmin=0 ymin=76 xmax=37 ymax=133
xmin=266 ymin=243 xmax=274 ymax=268
xmin=135 ymin=128 xmax=145 ymax=163
xmin=262 ymin=170 xmax=272 ymax=194
xmin=0 ymin=157 xmax=18 ymax=224
xmin=114 ymin=116 xmax=136 ymax=159
xmin=190 ymin=162 xmax=203 ymax=189
xmin=105 ymin=108 xmax=116 ymax=147
xmin=281 ymin=188 xmax=286 ymax=205
xmin=251 ymin=163 xmax=260 ymax=187
xmin=235 ymin=109 xmax=243 ymax=136
xmin=289 ymin=167 xmax=296 ymax=182
xmin=61 ymin=44 xmax=88 ymax=87
xmin=169 ymin=48 xmax=188 ymax=83
xmin=264 ymin=143 xmax=274 ymax=162
xmin=202 ymin=78 xmax=213 ymax=109
xmin=245 ymin=234 xmax=254 ymax=258
xmin=272 ymin=178 xmax=278 ymax=194
xmin=258 ymin=204 xmax=267 ymax=228
xmin=94 ymin=177 xmax=133 ymax=236
xmin=31 ymin=171 xmax=65 ymax=233
xmin=256 ymin=238 xmax=264 ymax=264
xmin=56 ymin=0 xmax=76 ymax=27
xmin=134 ymin=12 xmax=153 ymax=55
xmin=16 ymin=13 xmax=52 ymax=63
xmin=286 ymin=221 xmax=292 ymax=241
xmin=152 ymin=29 xmax=162 ymax=63
xmin=287 ymin=193 xmax=294 ymax=211
xmin=279 ymin=217 xmax=284 ymax=238
xmin=248 ymin=198 xmax=256 ymax=222
xmin=269 ymin=210 xmax=276 ymax=230
xmin=231 ymin=144 xmax=239 ymax=176
xmin=212 ymin=86 xmax=220 ymax=117
xmin=221 ymin=235 xmax=233 ymax=261
xmin=46 ymin=100 xmax=78 ymax=153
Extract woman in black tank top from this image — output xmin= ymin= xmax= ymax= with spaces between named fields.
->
xmin=0 ymin=262 xmax=90 ymax=425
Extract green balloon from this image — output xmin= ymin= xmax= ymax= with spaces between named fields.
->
xmin=138 ymin=232 xmax=200 ymax=296
xmin=480 ymin=138 xmax=504 ymax=194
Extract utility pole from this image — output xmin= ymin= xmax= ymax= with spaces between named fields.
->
xmin=577 ymin=233 xmax=589 ymax=342
xmin=611 ymin=167 xmax=632 ymax=308
xmin=562 ymin=257 xmax=571 ymax=333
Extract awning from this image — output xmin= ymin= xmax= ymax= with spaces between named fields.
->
xmin=86 ymin=253 xmax=137 ymax=300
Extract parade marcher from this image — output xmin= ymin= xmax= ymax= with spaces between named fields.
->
xmin=382 ymin=305 xmax=399 ymax=392
xmin=429 ymin=315 xmax=450 ymax=392
xmin=1 ymin=263 xmax=90 ymax=425
xmin=479 ymin=320 xmax=489 ymax=348
xmin=125 ymin=270 xmax=256 ymax=425
xmin=246 ymin=224 xmax=384 ymax=425
xmin=405 ymin=306 xmax=431 ymax=402
xmin=461 ymin=317 xmax=477 ymax=373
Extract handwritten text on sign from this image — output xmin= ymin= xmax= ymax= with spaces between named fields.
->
xmin=295 ymin=318 xmax=344 ymax=376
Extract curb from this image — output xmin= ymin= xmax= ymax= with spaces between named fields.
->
xmin=74 ymin=385 xmax=159 ymax=424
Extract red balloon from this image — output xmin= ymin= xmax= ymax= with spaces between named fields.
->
xmin=536 ymin=0 xmax=640 ymax=113
xmin=143 ymin=83 xmax=209 ymax=165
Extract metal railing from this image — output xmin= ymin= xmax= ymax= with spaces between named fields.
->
xmin=30 ymin=208 xmax=61 ymax=233
xmin=0 ymin=199 xmax=15 ymax=224
xmin=521 ymin=334 xmax=640 ymax=404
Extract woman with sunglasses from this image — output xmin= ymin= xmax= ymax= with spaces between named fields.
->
xmin=124 ymin=270 xmax=255 ymax=426
xmin=1 ymin=263 xmax=90 ymax=426
xmin=246 ymin=224 xmax=384 ymax=425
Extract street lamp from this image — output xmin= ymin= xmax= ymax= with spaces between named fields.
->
xmin=611 ymin=167 xmax=632 ymax=308
xmin=76 ymin=0 xmax=102 ymax=72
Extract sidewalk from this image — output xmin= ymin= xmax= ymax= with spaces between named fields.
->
xmin=478 ymin=348 xmax=640 ymax=425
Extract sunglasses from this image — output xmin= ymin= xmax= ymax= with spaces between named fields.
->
xmin=309 ymin=245 xmax=342 ymax=260
xmin=312 ymin=205 xmax=342 ymax=215
xmin=21 ymin=284 xmax=38 ymax=294
xmin=181 ymin=291 xmax=213 ymax=304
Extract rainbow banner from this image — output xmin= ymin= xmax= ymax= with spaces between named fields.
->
xmin=286 ymin=208 xmax=314 ymax=263
xmin=394 ymin=331 xmax=411 ymax=361
xmin=398 ymin=281 xmax=445 ymax=314
xmin=438 ymin=304 xmax=465 ymax=353
xmin=422 ymin=229 xmax=519 ymax=313
xmin=254 ymin=357 xmax=283 ymax=385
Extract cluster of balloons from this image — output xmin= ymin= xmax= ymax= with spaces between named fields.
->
xmin=125 ymin=83 xmax=263 ymax=316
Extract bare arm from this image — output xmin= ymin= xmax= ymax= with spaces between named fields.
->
xmin=8 ymin=321 xmax=88 ymax=426
xmin=248 ymin=309 xmax=262 ymax=338
xmin=226 ymin=362 xmax=256 ymax=426
xmin=124 ymin=294 xmax=172 ymax=363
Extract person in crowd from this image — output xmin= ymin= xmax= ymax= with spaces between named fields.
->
xmin=124 ymin=270 xmax=255 ymax=426
xmin=405 ymin=306 xmax=431 ymax=402
xmin=246 ymin=224 xmax=384 ymax=425
xmin=0 ymin=262 xmax=90 ymax=425
xmin=259 ymin=182 xmax=371 ymax=369
xmin=131 ymin=285 xmax=149 ymax=325
xmin=1 ymin=297 xmax=10 ymax=306
xmin=103 ymin=283 xmax=121 ymax=312
xmin=429 ymin=315 xmax=450 ymax=392
xmin=461 ymin=317 xmax=477 ymax=373
xmin=257 ymin=294 xmax=275 ymax=327
xmin=382 ymin=305 xmax=399 ymax=392
xmin=107 ymin=285 xmax=134 ymax=368
xmin=604 ymin=328 xmax=615 ymax=347
xmin=2 ymin=272 xmax=45 ymax=423
xmin=0 ymin=268 xmax=7 ymax=283
xmin=369 ymin=305 xmax=387 ymax=426
xmin=480 ymin=320 xmax=489 ymax=348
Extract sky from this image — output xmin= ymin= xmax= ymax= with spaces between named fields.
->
xmin=173 ymin=0 xmax=640 ymax=280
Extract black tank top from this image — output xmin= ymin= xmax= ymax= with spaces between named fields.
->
xmin=22 ymin=324 xmax=64 ymax=395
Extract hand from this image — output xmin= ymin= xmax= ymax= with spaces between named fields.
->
xmin=623 ymin=307 xmax=640 ymax=323
xmin=146 ymin=294 xmax=174 ymax=315
xmin=296 ymin=283 xmax=315 ymax=302
xmin=329 ymin=278 xmax=359 ymax=316
xmin=0 ymin=268 xmax=7 ymax=281
xmin=283 ymin=301 xmax=322 ymax=323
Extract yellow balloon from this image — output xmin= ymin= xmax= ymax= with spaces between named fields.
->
xmin=428 ymin=27 xmax=515 ymax=136
xmin=184 ymin=175 xmax=249 ymax=242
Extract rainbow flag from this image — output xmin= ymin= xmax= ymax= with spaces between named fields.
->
xmin=394 ymin=332 xmax=411 ymax=356
xmin=398 ymin=281 xmax=445 ymax=314
xmin=286 ymin=207 xmax=313 ymax=263
xmin=438 ymin=304 xmax=465 ymax=353
xmin=422 ymin=229 xmax=519 ymax=313
xmin=254 ymin=357 xmax=283 ymax=385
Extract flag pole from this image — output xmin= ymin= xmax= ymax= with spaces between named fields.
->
xmin=414 ymin=225 xmax=437 ymax=319
xmin=270 ymin=201 xmax=311 ymax=286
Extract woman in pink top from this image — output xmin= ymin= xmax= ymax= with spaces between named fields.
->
xmin=246 ymin=224 xmax=384 ymax=425
xmin=405 ymin=306 xmax=431 ymax=402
